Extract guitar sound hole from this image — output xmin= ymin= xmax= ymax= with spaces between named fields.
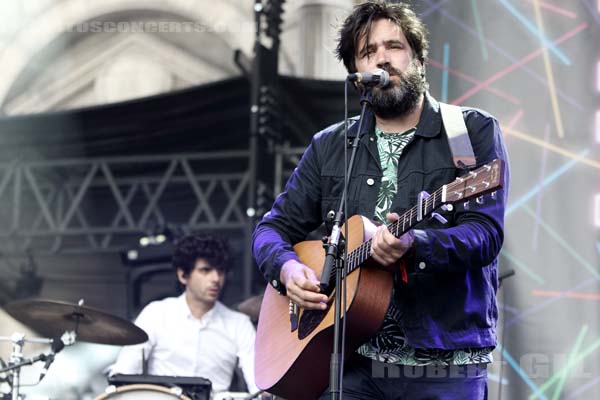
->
xmin=298 ymin=308 xmax=328 ymax=340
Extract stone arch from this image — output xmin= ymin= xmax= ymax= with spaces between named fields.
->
xmin=0 ymin=0 xmax=257 ymax=107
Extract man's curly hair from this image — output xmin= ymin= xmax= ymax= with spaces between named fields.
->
xmin=172 ymin=234 xmax=231 ymax=276
xmin=336 ymin=1 xmax=429 ymax=73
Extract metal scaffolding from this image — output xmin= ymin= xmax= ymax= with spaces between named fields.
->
xmin=0 ymin=0 xmax=290 ymax=302
xmin=0 ymin=151 xmax=251 ymax=255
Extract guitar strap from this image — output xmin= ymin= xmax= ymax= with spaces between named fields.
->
xmin=439 ymin=102 xmax=476 ymax=169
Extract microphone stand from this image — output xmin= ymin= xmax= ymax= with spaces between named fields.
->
xmin=0 ymin=334 xmax=53 ymax=400
xmin=0 ymin=353 xmax=53 ymax=375
xmin=320 ymin=85 xmax=373 ymax=400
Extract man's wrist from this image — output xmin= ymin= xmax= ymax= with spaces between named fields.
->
xmin=269 ymin=255 xmax=298 ymax=296
xmin=280 ymin=259 xmax=295 ymax=285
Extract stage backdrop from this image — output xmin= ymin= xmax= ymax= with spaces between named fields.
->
xmin=0 ymin=1 xmax=597 ymax=399
xmin=411 ymin=1 xmax=600 ymax=399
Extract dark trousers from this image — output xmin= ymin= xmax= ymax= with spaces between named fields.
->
xmin=318 ymin=355 xmax=488 ymax=400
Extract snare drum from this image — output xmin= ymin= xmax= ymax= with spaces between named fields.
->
xmin=95 ymin=384 xmax=191 ymax=399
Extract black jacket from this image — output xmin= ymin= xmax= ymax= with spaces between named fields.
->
xmin=252 ymin=93 xmax=509 ymax=349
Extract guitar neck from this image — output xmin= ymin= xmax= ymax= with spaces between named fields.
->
xmin=345 ymin=186 xmax=444 ymax=275
xmin=337 ymin=158 xmax=504 ymax=278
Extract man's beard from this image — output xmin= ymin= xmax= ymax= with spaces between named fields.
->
xmin=370 ymin=60 xmax=426 ymax=120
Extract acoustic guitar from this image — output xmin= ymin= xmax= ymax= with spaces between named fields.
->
xmin=255 ymin=159 xmax=505 ymax=400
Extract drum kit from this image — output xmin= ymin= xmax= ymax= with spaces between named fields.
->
xmin=0 ymin=299 xmax=269 ymax=400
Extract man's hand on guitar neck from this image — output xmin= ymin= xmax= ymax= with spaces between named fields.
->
xmin=370 ymin=212 xmax=416 ymax=267
xmin=280 ymin=260 xmax=329 ymax=310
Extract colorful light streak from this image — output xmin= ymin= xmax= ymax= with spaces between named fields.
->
xmin=427 ymin=59 xmax=520 ymax=104
xmin=497 ymin=0 xmax=570 ymax=65
xmin=500 ymin=249 xmax=545 ymax=284
xmin=497 ymin=343 xmax=548 ymax=400
xmin=532 ymin=125 xmax=550 ymax=250
xmin=506 ymin=277 xmax=597 ymax=329
xmin=421 ymin=0 xmax=584 ymax=110
xmin=529 ymin=336 xmax=600 ymax=400
xmin=524 ymin=0 xmax=577 ymax=19
xmin=470 ymin=0 xmax=488 ymax=60
xmin=551 ymin=326 xmax=588 ymax=400
xmin=532 ymin=290 xmax=600 ymax=301
xmin=451 ymin=23 xmax=587 ymax=106
xmin=420 ymin=0 xmax=452 ymax=18
xmin=498 ymin=302 xmax=521 ymax=315
xmin=503 ymin=128 xmax=599 ymax=169
xmin=441 ymin=43 xmax=450 ymax=102
xmin=582 ymin=0 xmax=600 ymax=25
xmin=532 ymin=0 xmax=565 ymax=138
xmin=505 ymin=110 xmax=524 ymax=129
xmin=523 ymin=205 xmax=600 ymax=280
xmin=566 ymin=375 xmax=600 ymax=399
xmin=505 ymin=150 xmax=590 ymax=216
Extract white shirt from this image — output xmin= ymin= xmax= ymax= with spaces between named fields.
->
xmin=109 ymin=294 xmax=258 ymax=393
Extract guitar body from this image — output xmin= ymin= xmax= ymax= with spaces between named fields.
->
xmin=255 ymin=215 xmax=394 ymax=400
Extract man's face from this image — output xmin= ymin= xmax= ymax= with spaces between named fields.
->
xmin=355 ymin=18 xmax=415 ymax=79
xmin=177 ymin=258 xmax=226 ymax=306
xmin=354 ymin=18 xmax=425 ymax=119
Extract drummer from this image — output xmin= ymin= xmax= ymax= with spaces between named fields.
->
xmin=109 ymin=234 xmax=258 ymax=393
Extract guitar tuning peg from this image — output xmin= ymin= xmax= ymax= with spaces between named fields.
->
xmin=431 ymin=212 xmax=448 ymax=224
xmin=476 ymin=196 xmax=484 ymax=205
xmin=441 ymin=204 xmax=453 ymax=212
xmin=463 ymin=201 xmax=470 ymax=210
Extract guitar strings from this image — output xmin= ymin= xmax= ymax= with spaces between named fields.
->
xmin=332 ymin=161 xmax=492 ymax=281
xmin=343 ymin=185 xmax=444 ymax=276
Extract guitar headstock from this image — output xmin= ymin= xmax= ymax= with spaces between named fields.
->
xmin=443 ymin=159 xmax=505 ymax=204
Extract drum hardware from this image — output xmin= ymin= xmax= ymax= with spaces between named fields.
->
xmin=0 ymin=332 xmax=74 ymax=400
xmin=2 ymin=298 xmax=149 ymax=399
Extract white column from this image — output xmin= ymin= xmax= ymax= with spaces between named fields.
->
xmin=284 ymin=0 xmax=353 ymax=80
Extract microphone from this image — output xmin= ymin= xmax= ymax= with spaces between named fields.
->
xmin=347 ymin=69 xmax=390 ymax=87
xmin=38 ymin=354 xmax=55 ymax=381
xmin=38 ymin=337 xmax=66 ymax=381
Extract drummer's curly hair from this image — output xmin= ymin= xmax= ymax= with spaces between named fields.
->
xmin=172 ymin=233 xmax=232 ymax=277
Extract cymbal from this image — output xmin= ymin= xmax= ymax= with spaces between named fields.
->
xmin=3 ymin=299 xmax=148 ymax=346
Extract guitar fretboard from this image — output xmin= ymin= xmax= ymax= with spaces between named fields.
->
xmin=325 ymin=158 xmax=502 ymax=283
xmin=339 ymin=185 xmax=445 ymax=278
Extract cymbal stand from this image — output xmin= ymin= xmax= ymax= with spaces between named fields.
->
xmin=72 ymin=299 xmax=85 ymax=336
xmin=0 ymin=333 xmax=52 ymax=400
